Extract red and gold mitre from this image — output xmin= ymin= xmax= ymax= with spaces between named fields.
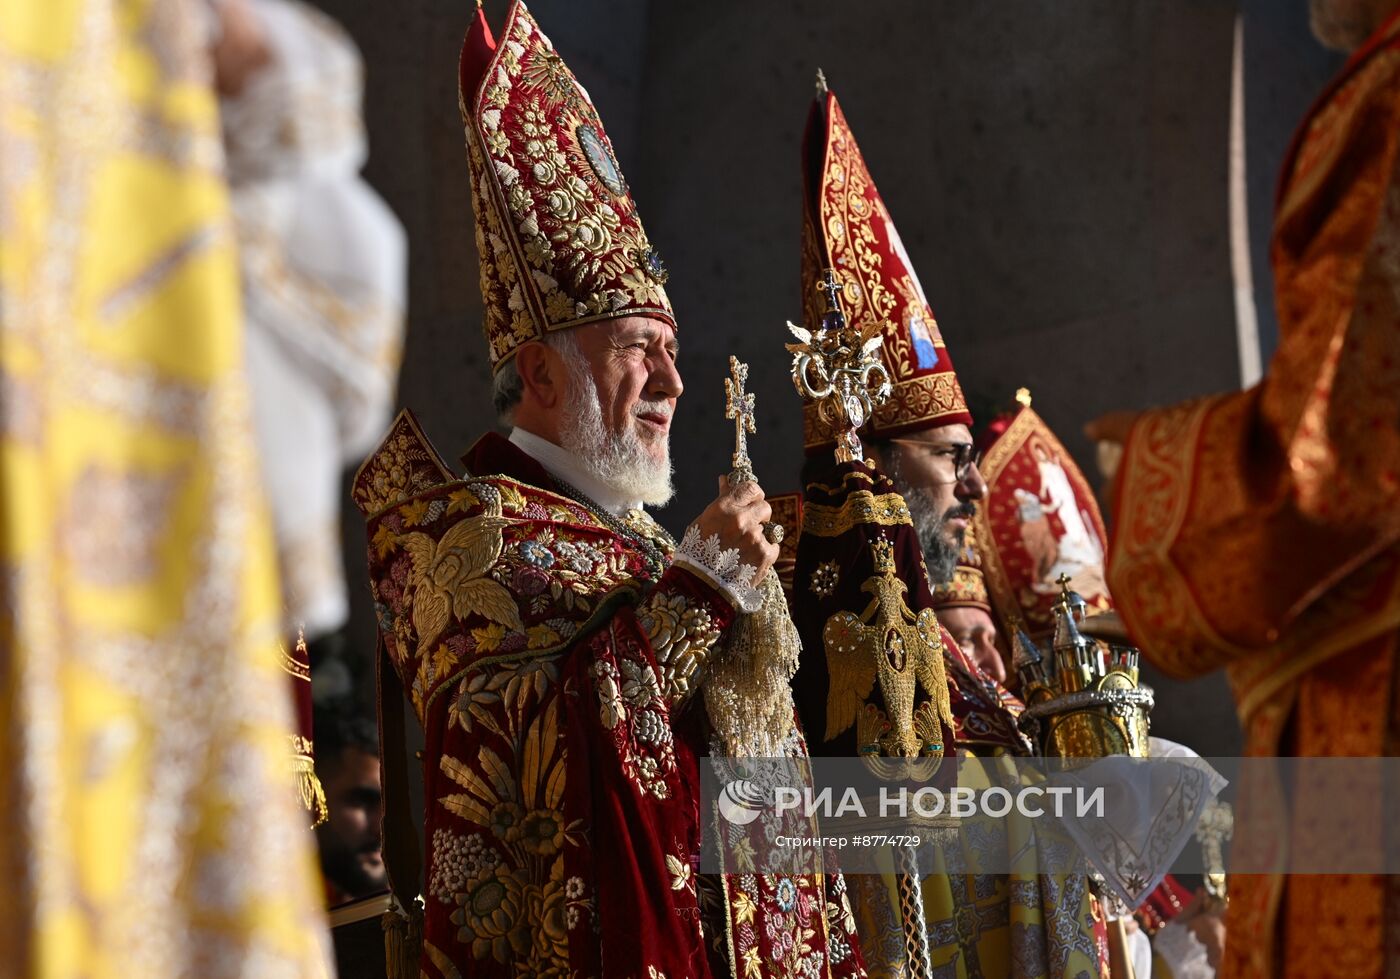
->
xmin=800 ymin=82 xmax=970 ymax=454
xmin=459 ymin=1 xmax=674 ymax=371
xmin=928 ymin=520 xmax=991 ymax=613
xmin=973 ymin=393 xmax=1112 ymax=640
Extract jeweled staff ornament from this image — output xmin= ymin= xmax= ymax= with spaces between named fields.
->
xmin=724 ymin=355 xmax=783 ymax=544
xmin=787 ymin=269 xmax=892 ymax=463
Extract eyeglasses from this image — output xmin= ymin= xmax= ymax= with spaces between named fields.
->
xmin=887 ymin=439 xmax=983 ymax=483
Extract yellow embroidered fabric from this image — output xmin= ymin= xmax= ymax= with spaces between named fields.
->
xmin=0 ymin=2 xmax=332 ymax=974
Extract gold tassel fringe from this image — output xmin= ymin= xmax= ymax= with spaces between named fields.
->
xmin=382 ymin=902 xmax=424 ymax=979
xmin=703 ymin=570 xmax=804 ymax=757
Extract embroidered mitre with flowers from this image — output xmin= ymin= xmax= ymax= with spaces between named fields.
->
xmin=355 ymin=5 xmax=867 ymax=977
xmin=799 ymin=86 xmax=971 ymax=457
xmin=460 ymin=0 xmax=672 ymax=370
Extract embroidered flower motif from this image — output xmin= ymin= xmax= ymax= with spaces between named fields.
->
xmin=565 ymin=876 xmax=585 ymax=900
xmin=519 ymin=539 xmax=554 ymax=568
xmin=523 ymin=234 xmax=552 ymax=267
xmin=809 ymin=560 xmax=840 ymax=600
xmin=774 ymin=876 xmax=798 ymax=912
xmin=452 ymin=865 xmax=530 ymax=962
xmin=544 ymin=289 xmax=575 ymax=322
xmin=533 ymin=875 xmax=572 ymax=963
xmin=554 ymin=539 xmax=603 ymax=574
xmin=447 ymin=672 xmax=501 ymax=735
xmin=589 ymin=660 xmax=626 ymax=729
xmin=488 ymin=801 xmax=525 ymax=842
xmin=518 ymin=809 xmax=567 ymax=856
xmin=513 ymin=564 xmax=550 ymax=596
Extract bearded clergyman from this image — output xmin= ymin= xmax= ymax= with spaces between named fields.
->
xmin=787 ymin=76 xmax=1110 ymax=979
xmin=353 ymin=4 xmax=865 ymax=976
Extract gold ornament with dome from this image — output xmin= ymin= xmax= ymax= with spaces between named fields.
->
xmin=1014 ymin=575 xmax=1154 ymax=760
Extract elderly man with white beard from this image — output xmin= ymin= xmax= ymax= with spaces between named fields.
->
xmin=353 ymin=5 xmax=869 ymax=978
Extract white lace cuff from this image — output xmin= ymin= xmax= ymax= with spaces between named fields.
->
xmin=1153 ymin=919 xmax=1214 ymax=979
xmin=674 ymin=526 xmax=764 ymax=613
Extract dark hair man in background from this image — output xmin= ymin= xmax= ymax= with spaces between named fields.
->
xmin=313 ymin=704 xmax=386 ymax=905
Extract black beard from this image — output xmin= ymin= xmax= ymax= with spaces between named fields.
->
xmin=317 ymin=828 xmax=386 ymax=898
xmin=894 ymin=476 xmax=976 ymax=586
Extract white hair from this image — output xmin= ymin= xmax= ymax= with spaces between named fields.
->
xmin=498 ymin=329 xmax=674 ymax=506
xmin=492 ymin=332 xmax=581 ymax=424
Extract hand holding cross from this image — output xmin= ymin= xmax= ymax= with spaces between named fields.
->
xmin=722 ymin=355 xmax=782 ymax=545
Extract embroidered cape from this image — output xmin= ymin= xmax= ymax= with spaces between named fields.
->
xmin=355 ymin=414 xmax=866 ymax=978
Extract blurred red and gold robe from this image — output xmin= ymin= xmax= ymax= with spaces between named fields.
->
xmin=1107 ymin=11 xmax=1400 ymax=978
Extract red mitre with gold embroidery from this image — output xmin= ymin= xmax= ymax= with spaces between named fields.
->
xmin=973 ymin=393 xmax=1112 ymax=641
xmin=459 ymin=1 xmax=673 ymax=370
xmin=800 ymin=81 xmax=970 ymax=454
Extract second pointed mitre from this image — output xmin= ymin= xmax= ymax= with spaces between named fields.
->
xmin=458 ymin=0 xmax=673 ymax=369
xmin=800 ymin=84 xmax=971 ymax=454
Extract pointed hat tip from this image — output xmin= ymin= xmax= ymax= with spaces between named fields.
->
xmin=815 ymin=67 xmax=828 ymax=95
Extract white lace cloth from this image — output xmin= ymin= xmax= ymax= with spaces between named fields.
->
xmin=674 ymin=525 xmax=764 ymax=613
xmin=1045 ymin=737 xmax=1227 ymax=908
xmin=1153 ymin=919 xmax=1215 ymax=979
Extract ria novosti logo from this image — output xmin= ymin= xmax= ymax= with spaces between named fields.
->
xmin=716 ymin=779 xmax=768 ymax=825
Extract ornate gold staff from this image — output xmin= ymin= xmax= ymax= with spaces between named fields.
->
xmin=724 ymin=355 xmax=783 ymax=544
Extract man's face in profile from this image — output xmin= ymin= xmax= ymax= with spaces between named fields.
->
xmin=316 ymin=747 xmax=386 ymax=901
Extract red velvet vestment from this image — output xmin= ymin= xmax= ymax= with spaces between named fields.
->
xmin=356 ymin=415 xmax=866 ymax=978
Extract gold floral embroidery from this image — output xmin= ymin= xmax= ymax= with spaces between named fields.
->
xmin=637 ymin=590 xmax=722 ymax=702
xmin=799 ymin=94 xmax=969 ymax=452
xmin=436 ymin=664 xmax=583 ymax=973
xmin=591 ymin=628 xmax=677 ymax=800
xmin=666 ymin=853 xmax=692 ymax=893
xmin=352 ymin=409 xmax=455 ymax=517
xmin=460 ymin=6 xmax=673 ymax=371
xmin=590 ymin=660 xmax=626 ymax=730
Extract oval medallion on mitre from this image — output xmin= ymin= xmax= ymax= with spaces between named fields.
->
xmin=577 ymin=122 xmax=626 ymax=197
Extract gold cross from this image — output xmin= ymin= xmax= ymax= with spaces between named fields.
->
xmin=724 ymin=355 xmax=756 ymax=484
xmin=818 ymin=268 xmax=842 ymax=313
